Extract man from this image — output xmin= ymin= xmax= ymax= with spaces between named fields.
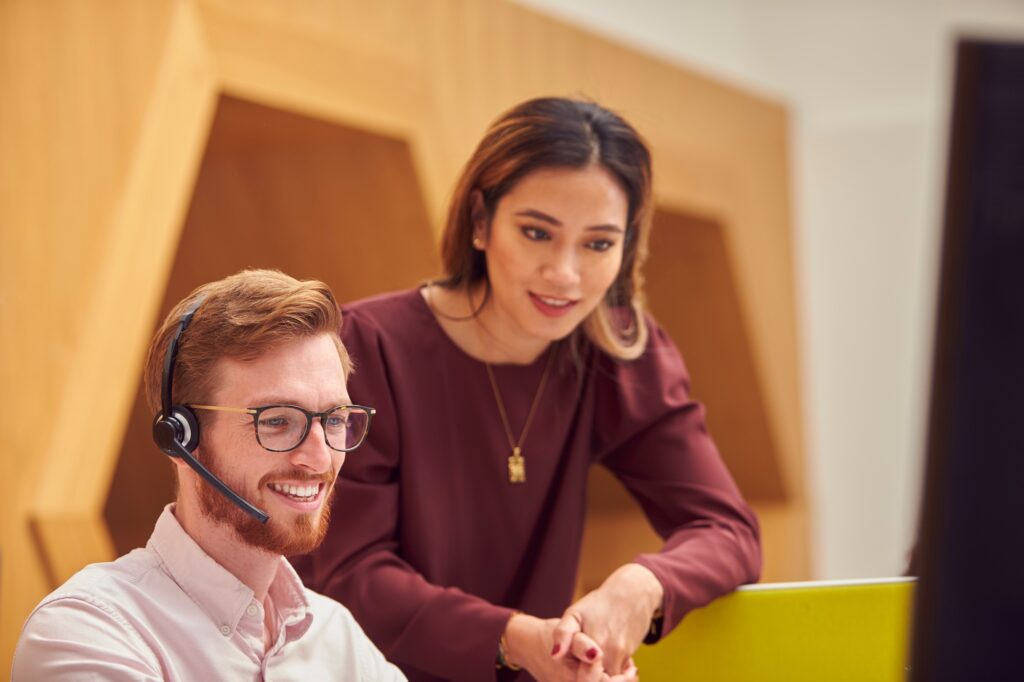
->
xmin=13 ymin=269 xmax=405 ymax=680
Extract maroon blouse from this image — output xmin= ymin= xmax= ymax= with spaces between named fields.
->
xmin=291 ymin=289 xmax=761 ymax=681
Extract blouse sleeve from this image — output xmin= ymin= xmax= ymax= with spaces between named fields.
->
xmin=594 ymin=320 xmax=762 ymax=638
xmin=291 ymin=308 xmax=514 ymax=682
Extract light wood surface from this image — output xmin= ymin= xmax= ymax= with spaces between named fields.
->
xmin=1 ymin=0 xmax=807 ymax=669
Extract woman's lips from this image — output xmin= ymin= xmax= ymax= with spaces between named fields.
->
xmin=529 ymin=292 xmax=579 ymax=318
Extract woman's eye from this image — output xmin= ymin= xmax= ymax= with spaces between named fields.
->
xmin=587 ymin=239 xmax=616 ymax=252
xmin=521 ymin=226 xmax=551 ymax=241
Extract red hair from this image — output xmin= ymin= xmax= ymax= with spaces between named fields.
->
xmin=143 ymin=269 xmax=350 ymax=414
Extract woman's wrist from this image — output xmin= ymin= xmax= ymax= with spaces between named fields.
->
xmin=498 ymin=612 xmax=529 ymax=670
xmin=605 ymin=563 xmax=664 ymax=617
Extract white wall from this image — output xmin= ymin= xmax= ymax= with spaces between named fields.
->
xmin=516 ymin=0 xmax=1024 ymax=578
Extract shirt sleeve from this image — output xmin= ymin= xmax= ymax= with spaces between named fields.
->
xmin=595 ymin=320 xmax=762 ymax=638
xmin=13 ymin=596 xmax=163 ymax=681
xmin=292 ymin=307 xmax=514 ymax=681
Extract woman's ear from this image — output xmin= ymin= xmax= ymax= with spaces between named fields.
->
xmin=470 ymin=190 xmax=488 ymax=247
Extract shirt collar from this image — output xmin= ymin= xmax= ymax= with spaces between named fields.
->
xmin=148 ymin=505 xmax=313 ymax=638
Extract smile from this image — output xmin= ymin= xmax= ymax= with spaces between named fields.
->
xmin=268 ymin=481 xmax=324 ymax=505
xmin=529 ymin=292 xmax=579 ymax=317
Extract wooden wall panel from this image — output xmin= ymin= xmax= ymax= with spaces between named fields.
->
xmin=28 ymin=0 xmax=218 ymax=587
xmin=645 ymin=209 xmax=784 ymax=500
xmin=1 ymin=0 xmax=806 ymax=670
xmin=0 ymin=0 xmax=207 ymax=667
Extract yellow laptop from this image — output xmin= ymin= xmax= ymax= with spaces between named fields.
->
xmin=634 ymin=577 xmax=915 ymax=682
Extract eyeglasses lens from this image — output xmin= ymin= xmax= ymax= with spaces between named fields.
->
xmin=323 ymin=406 xmax=370 ymax=451
xmin=256 ymin=406 xmax=369 ymax=452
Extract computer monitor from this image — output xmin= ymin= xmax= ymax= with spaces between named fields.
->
xmin=910 ymin=37 xmax=1024 ymax=681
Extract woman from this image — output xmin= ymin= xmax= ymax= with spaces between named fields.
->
xmin=292 ymin=97 xmax=761 ymax=681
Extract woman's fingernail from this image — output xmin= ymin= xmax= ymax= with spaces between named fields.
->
xmin=586 ymin=647 xmax=598 ymax=660
xmin=551 ymin=643 xmax=560 ymax=656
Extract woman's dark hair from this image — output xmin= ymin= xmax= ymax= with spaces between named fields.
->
xmin=439 ymin=97 xmax=653 ymax=359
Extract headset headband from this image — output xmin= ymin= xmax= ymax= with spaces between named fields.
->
xmin=161 ymin=295 xmax=205 ymax=418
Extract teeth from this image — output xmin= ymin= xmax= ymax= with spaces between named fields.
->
xmin=539 ymin=296 xmax=571 ymax=307
xmin=270 ymin=482 xmax=319 ymax=499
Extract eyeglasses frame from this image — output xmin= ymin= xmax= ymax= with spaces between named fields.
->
xmin=190 ymin=403 xmax=376 ymax=453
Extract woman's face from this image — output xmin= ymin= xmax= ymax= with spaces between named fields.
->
xmin=475 ymin=164 xmax=628 ymax=353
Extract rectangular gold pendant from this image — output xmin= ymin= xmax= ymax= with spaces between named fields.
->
xmin=508 ymin=446 xmax=526 ymax=483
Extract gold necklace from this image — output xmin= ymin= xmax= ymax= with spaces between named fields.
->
xmin=484 ymin=348 xmax=555 ymax=484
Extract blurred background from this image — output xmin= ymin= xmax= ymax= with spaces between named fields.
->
xmin=3 ymin=0 xmax=1023 ymax=674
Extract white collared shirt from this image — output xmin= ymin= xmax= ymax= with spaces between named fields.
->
xmin=13 ymin=505 xmax=405 ymax=681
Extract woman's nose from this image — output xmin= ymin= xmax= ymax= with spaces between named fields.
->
xmin=541 ymin=247 xmax=581 ymax=287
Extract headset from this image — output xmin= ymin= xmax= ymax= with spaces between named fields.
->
xmin=151 ymin=296 xmax=270 ymax=524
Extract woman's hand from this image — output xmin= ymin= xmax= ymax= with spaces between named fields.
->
xmin=603 ymin=658 xmax=639 ymax=682
xmin=503 ymin=613 xmax=608 ymax=682
xmin=551 ymin=564 xmax=664 ymax=675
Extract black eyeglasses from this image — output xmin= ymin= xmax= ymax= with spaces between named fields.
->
xmin=190 ymin=404 xmax=375 ymax=452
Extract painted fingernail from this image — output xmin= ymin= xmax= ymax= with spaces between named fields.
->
xmin=551 ymin=643 xmax=560 ymax=656
xmin=586 ymin=647 xmax=598 ymax=660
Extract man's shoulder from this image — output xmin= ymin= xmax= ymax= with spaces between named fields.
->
xmin=14 ymin=549 xmax=166 ymax=679
xmin=38 ymin=547 xmax=162 ymax=609
xmin=24 ymin=547 xmax=163 ymax=633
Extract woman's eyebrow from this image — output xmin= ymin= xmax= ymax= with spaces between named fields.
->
xmin=586 ymin=224 xmax=625 ymax=234
xmin=514 ymin=208 xmax=624 ymax=233
xmin=514 ymin=208 xmax=561 ymax=225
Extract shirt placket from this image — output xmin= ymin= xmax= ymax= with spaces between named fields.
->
xmin=236 ymin=598 xmax=268 ymax=667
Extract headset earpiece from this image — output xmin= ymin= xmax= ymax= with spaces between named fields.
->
xmin=152 ymin=406 xmax=200 ymax=457
xmin=171 ymin=406 xmax=200 ymax=452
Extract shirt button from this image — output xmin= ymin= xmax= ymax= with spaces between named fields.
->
xmin=246 ymin=604 xmax=259 ymax=617
xmin=219 ymin=625 xmax=231 ymax=636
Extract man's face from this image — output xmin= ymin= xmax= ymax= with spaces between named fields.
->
xmin=193 ymin=333 xmax=348 ymax=555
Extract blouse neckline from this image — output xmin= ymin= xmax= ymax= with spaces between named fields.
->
xmin=410 ymin=285 xmax=554 ymax=369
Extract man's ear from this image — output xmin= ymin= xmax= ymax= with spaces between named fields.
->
xmin=470 ymin=189 xmax=489 ymax=246
xmin=169 ymin=438 xmax=205 ymax=470
xmin=170 ymin=451 xmax=192 ymax=473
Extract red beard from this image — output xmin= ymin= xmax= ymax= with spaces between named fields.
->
xmin=195 ymin=447 xmax=335 ymax=555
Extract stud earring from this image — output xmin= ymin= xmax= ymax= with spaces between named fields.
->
xmin=473 ymin=236 xmax=485 ymax=249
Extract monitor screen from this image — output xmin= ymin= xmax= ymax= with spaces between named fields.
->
xmin=910 ymin=38 xmax=1024 ymax=681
